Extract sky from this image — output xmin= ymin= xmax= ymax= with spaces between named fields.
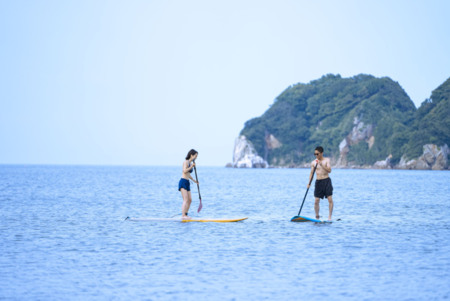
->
xmin=1 ymin=0 xmax=449 ymax=166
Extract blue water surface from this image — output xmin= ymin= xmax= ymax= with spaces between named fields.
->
xmin=1 ymin=165 xmax=449 ymax=300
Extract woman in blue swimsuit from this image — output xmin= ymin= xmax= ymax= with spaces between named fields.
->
xmin=179 ymin=149 xmax=198 ymax=220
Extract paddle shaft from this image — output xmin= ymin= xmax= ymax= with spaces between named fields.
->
xmin=193 ymin=161 xmax=203 ymax=212
xmin=193 ymin=165 xmax=201 ymax=199
xmin=297 ymin=162 xmax=318 ymax=216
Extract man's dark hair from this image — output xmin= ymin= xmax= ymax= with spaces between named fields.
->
xmin=185 ymin=149 xmax=198 ymax=160
xmin=315 ymin=146 xmax=324 ymax=153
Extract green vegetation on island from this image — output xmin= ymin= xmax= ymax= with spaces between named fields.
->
xmin=402 ymin=77 xmax=450 ymax=159
xmin=239 ymin=74 xmax=450 ymax=167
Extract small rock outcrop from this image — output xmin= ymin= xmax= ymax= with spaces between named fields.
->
xmin=397 ymin=144 xmax=449 ymax=170
xmin=374 ymin=154 xmax=392 ymax=169
xmin=233 ymin=136 xmax=268 ymax=168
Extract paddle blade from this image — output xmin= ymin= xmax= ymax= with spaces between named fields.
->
xmin=197 ymin=198 xmax=203 ymax=213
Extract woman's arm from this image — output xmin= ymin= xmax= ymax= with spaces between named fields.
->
xmin=189 ymin=175 xmax=198 ymax=183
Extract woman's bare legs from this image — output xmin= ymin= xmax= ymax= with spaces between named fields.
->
xmin=180 ymin=189 xmax=192 ymax=219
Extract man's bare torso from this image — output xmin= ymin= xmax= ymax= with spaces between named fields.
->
xmin=311 ymin=157 xmax=331 ymax=180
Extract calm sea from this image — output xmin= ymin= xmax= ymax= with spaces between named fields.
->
xmin=1 ymin=165 xmax=449 ymax=300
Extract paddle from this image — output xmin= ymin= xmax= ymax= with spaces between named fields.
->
xmin=296 ymin=161 xmax=318 ymax=216
xmin=193 ymin=161 xmax=202 ymax=213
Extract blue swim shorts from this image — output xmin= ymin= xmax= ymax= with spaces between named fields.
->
xmin=178 ymin=178 xmax=190 ymax=191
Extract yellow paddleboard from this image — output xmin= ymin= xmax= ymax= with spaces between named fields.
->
xmin=125 ymin=217 xmax=248 ymax=223
xmin=182 ymin=217 xmax=248 ymax=223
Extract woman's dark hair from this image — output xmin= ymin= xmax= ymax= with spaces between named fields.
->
xmin=185 ymin=149 xmax=198 ymax=160
xmin=315 ymin=146 xmax=324 ymax=153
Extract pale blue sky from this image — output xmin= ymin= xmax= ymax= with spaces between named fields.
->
xmin=1 ymin=0 xmax=449 ymax=166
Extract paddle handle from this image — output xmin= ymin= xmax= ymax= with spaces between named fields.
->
xmin=297 ymin=162 xmax=318 ymax=216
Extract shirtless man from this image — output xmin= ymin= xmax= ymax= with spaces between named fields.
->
xmin=178 ymin=149 xmax=199 ymax=220
xmin=307 ymin=146 xmax=334 ymax=221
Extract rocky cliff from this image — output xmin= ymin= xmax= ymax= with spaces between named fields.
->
xmin=231 ymin=136 xmax=268 ymax=168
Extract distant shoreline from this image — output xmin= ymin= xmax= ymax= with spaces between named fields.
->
xmin=227 ymin=165 xmax=449 ymax=171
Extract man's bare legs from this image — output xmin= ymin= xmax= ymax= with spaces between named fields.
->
xmin=314 ymin=197 xmax=320 ymax=219
xmin=315 ymin=196 xmax=333 ymax=221
xmin=327 ymin=195 xmax=333 ymax=221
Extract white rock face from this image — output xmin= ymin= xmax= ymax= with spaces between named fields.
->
xmin=348 ymin=117 xmax=374 ymax=143
xmin=336 ymin=116 xmax=374 ymax=167
xmin=233 ymin=136 xmax=268 ymax=168
xmin=265 ymin=134 xmax=282 ymax=150
xmin=433 ymin=145 xmax=449 ymax=170
xmin=336 ymin=138 xmax=350 ymax=167
xmin=397 ymin=144 xmax=448 ymax=170
xmin=419 ymin=144 xmax=448 ymax=170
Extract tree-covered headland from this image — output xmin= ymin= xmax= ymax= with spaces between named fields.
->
xmin=238 ymin=74 xmax=450 ymax=169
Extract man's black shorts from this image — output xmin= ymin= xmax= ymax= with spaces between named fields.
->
xmin=314 ymin=177 xmax=333 ymax=199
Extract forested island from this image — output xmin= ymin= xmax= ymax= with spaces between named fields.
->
xmin=231 ymin=74 xmax=450 ymax=170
